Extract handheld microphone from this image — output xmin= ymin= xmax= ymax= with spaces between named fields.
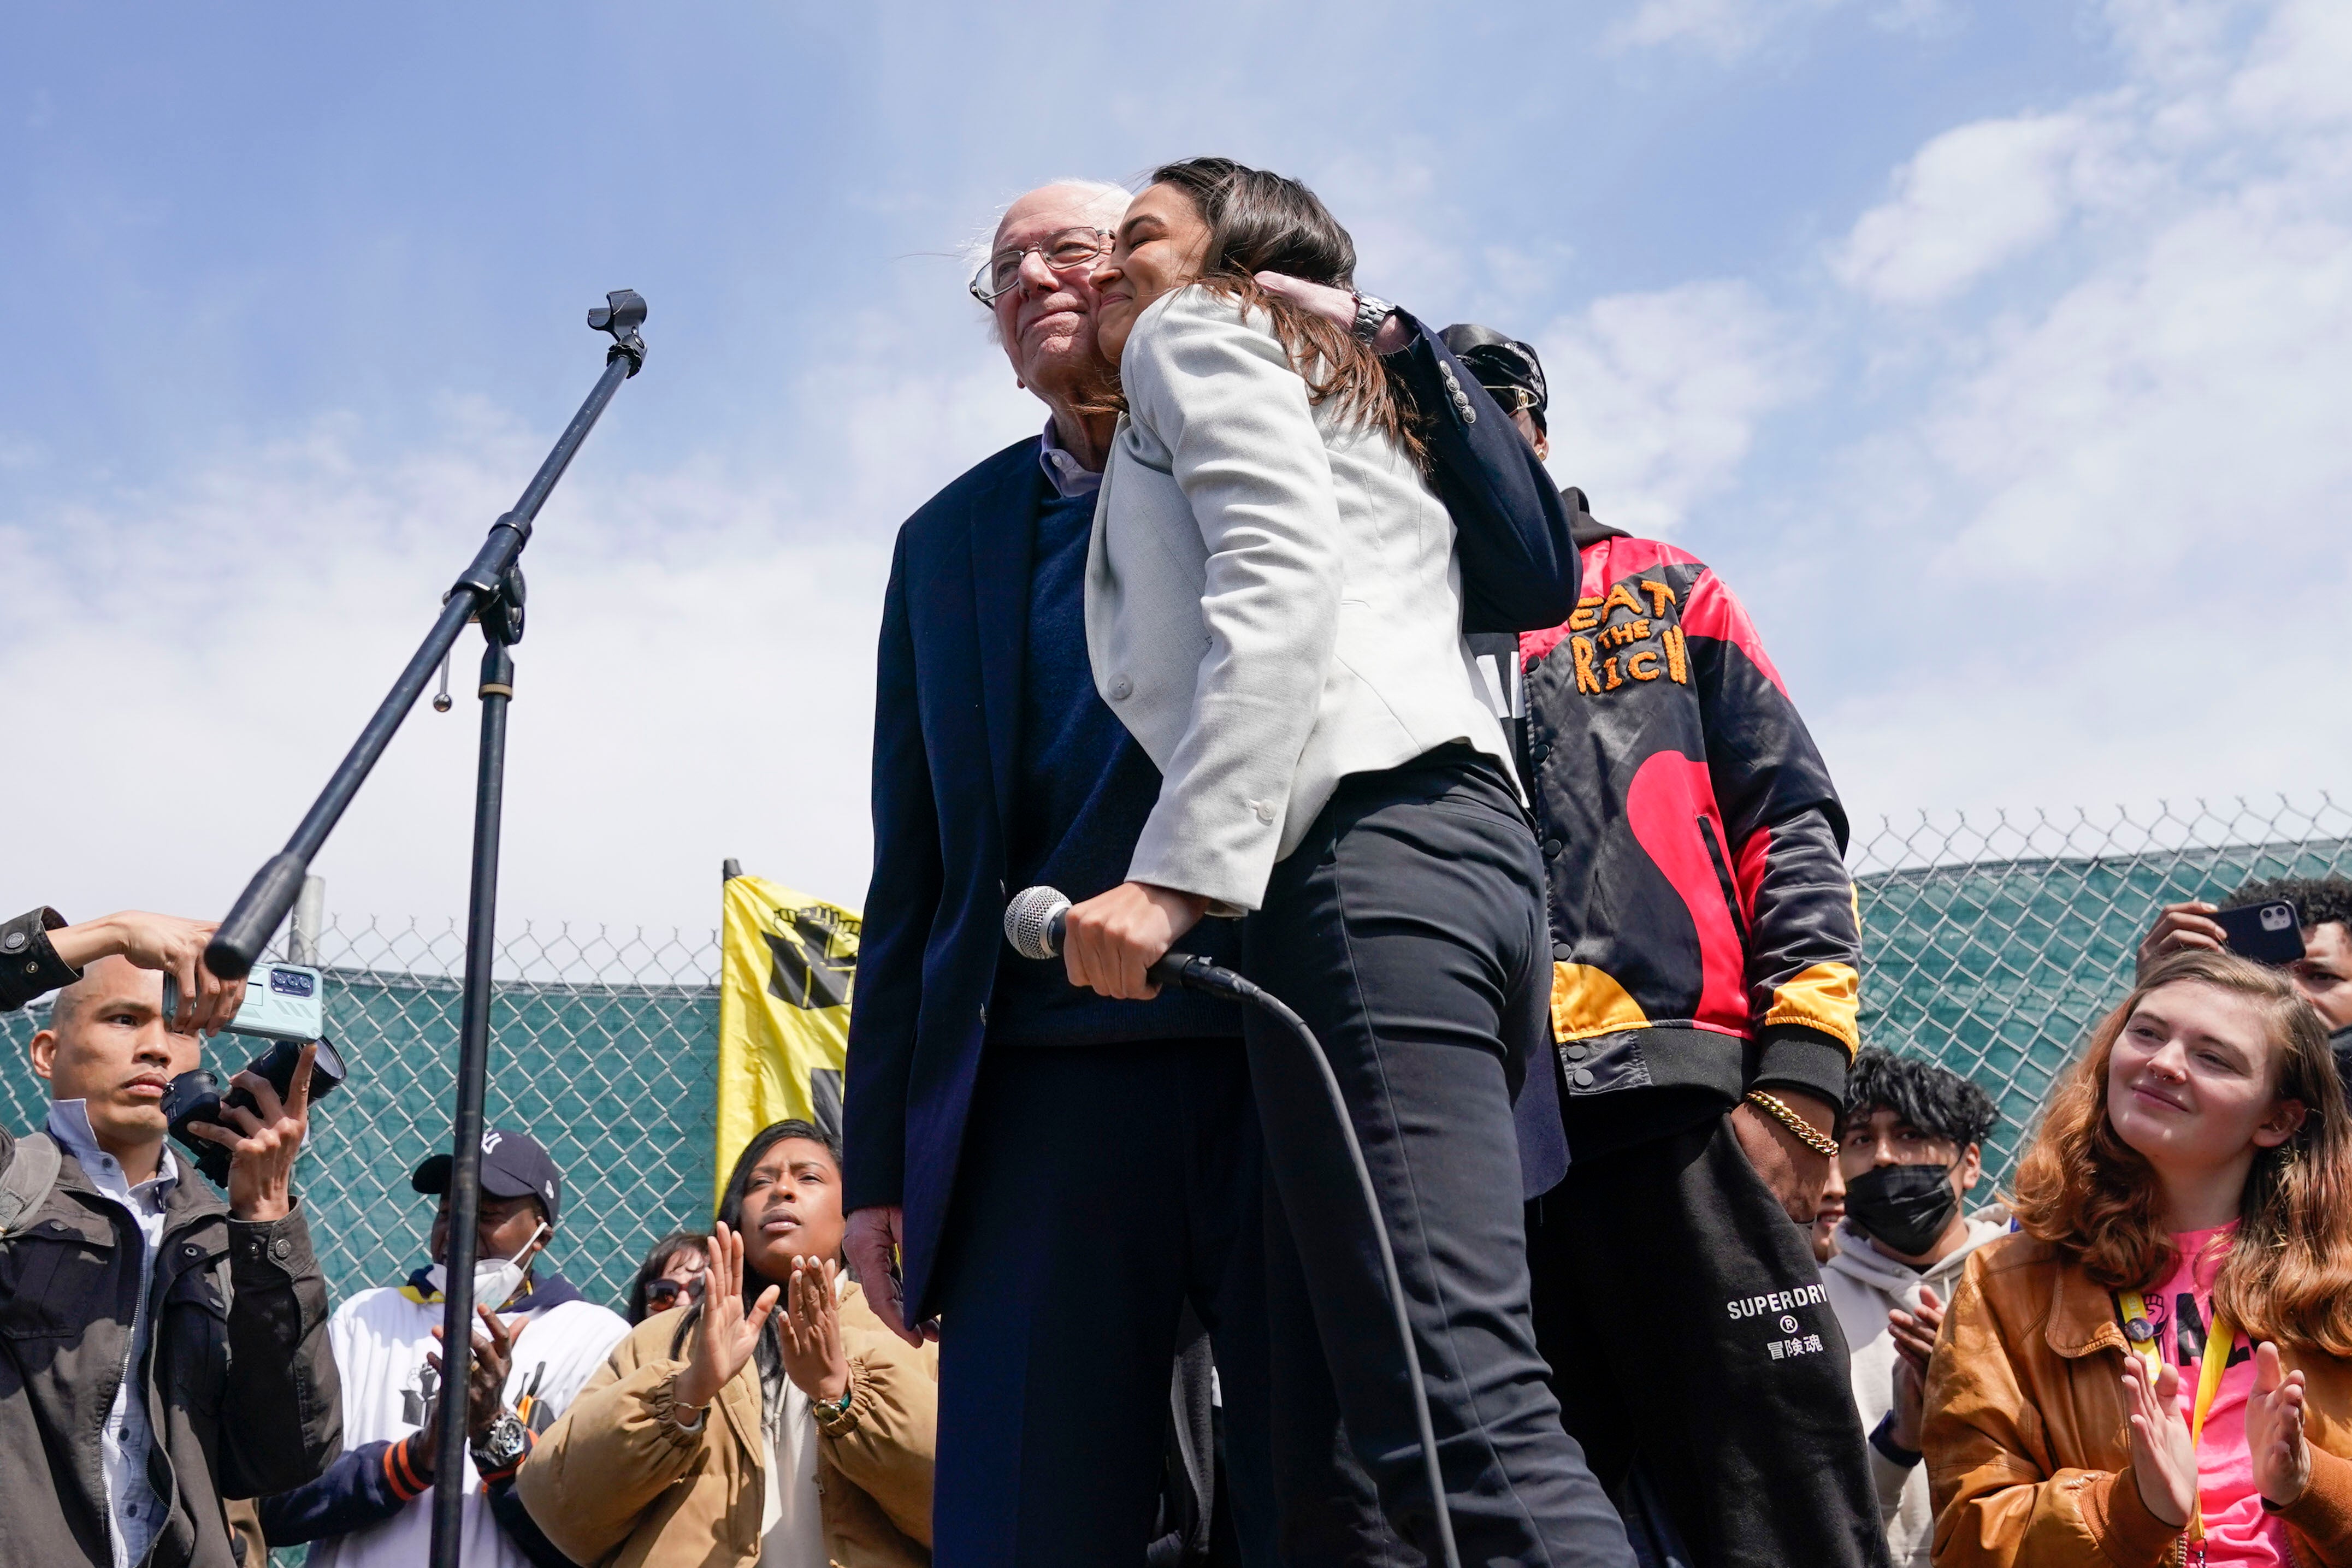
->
xmin=1002 ymin=885 xmax=1260 ymax=1001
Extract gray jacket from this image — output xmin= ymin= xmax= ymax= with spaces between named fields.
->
xmin=0 ymin=1126 xmax=341 ymax=1566
xmin=1087 ymin=285 xmax=1516 ymax=913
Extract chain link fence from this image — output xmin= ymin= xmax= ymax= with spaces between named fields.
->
xmin=4 ymin=793 xmax=2347 ymax=1312
xmin=1851 ymin=793 xmax=2351 ymax=1185
xmin=2 ymin=916 xmax=720 ymax=1313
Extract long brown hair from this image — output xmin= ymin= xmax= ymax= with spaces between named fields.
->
xmin=2011 ymin=949 xmax=2352 ymax=1352
xmin=1126 ymin=156 xmax=1425 ymax=465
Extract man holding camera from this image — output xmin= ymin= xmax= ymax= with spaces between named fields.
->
xmin=2 ymin=954 xmax=340 ymax=1568
xmin=254 ymin=1125 xmax=625 ymax=1568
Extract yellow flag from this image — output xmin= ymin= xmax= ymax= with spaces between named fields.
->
xmin=716 ymin=875 xmax=860 ymax=1204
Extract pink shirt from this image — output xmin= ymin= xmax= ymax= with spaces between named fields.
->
xmin=2135 ymin=1226 xmax=2289 ymax=1565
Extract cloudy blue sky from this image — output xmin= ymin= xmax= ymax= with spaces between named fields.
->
xmin=4 ymin=0 xmax=2347 ymax=937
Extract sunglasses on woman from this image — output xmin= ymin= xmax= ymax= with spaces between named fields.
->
xmin=643 ymin=1277 xmax=705 ymax=1311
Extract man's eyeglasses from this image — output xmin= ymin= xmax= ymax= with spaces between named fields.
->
xmin=644 ymin=1277 xmax=705 ymax=1311
xmin=970 ymin=227 xmax=1115 ymax=305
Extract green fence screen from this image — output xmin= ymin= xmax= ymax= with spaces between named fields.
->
xmin=6 ymin=794 xmax=2346 ymax=1312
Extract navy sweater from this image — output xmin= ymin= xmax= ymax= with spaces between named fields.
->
xmin=986 ymin=488 xmax=1242 ymax=1045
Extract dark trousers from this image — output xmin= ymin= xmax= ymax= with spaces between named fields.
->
xmin=931 ymin=1037 xmax=1276 ymax=1568
xmin=1528 ymin=1115 xmax=1891 ymax=1568
xmin=1245 ymin=750 xmax=1633 ymax=1567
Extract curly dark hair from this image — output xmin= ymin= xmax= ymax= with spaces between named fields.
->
xmin=1845 ymin=1047 xmax=1999 ymax=1148
xmin=2226 ymin=875 xmax=2352 ymax=935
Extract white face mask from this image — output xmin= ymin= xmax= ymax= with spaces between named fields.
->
xmin=427 ymin=1221 xmax=548 ymax=1309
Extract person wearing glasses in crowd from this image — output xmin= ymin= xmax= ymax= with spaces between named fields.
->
xmin=627 ymin=1229 xmax=711 ymax=1324
xmin=837 ymin=169 xmax=1588 ymax=1565
xmin=1928 ymin=950 xmax=2352 ymax=1566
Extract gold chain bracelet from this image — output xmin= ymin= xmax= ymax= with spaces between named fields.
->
xmin=1745 ymin=1090 xmax=1839 ymax=1158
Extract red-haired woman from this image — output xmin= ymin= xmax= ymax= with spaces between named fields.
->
xmin=1926 ymin=949 xmax=2352 ymax=1566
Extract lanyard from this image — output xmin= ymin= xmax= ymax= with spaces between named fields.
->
xmin=2118 ymin=1291 xmax=2237 ymax=1547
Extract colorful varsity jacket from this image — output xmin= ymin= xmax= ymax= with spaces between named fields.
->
xmin=1519 ymin=500 xmax=1861 ymax=1156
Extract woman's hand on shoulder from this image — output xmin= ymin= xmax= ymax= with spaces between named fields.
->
xmin=1253 ymin=273 xmax=1409 ymax=354
xmin=671 ymin=1224 xmax=779 ymax=1416
xmin=1062 ymin=881 xmax=1207 ymax=1001
xmin=2248 ymin=1341 xmax=2313 ymax=1510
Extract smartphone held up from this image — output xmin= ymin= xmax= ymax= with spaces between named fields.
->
xmin=157 ymin=962 xmax=353 ymax=1186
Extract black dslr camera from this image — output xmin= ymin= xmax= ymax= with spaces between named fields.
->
xmin=161 ymin=1036 xmax=350 ymax=1187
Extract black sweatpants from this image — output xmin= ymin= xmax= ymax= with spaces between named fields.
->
xmin=931 ymin=1037 xmax=1277 ymax=1568
xmin=1527 ymin=1115 xmax=1890 ymax=1568
xmin=1245 ymin=749 xmax=1633 ymax=1567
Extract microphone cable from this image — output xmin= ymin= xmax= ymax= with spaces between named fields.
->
xmin=1005 ymin=887 xmax=1462 ymax=1568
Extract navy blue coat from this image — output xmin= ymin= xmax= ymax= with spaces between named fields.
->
xmin=843 ymin=315 xmax=1579 ymax=1320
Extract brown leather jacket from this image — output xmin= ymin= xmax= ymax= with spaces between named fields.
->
xmin=1926 ymin=1230 xmax=2352 ymax=1566
xmin=516 ymin=1279 xmax=936 ymax=1567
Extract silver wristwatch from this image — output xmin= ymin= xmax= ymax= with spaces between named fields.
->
xmin=1351 ymin=292 xmax=1396 ymax=344
xmin=472 ymin=1408 xmax=528 ymax=1474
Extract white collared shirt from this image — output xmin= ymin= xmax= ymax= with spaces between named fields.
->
xmin=757 ymin=1270 xmax=850 ymax=1567
xmin=45 ymin=1099 xmax=178 ymax=1568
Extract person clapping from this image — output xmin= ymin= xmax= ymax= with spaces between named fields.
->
xmin=518 ymin=1121 xmax=936 ymax=1567
xmin=1928 ymin=949 xmax=2352 ymax=1565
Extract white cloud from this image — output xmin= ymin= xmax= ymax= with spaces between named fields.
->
xmin=0 ymin=297 xmax=1044 ymax=938
xmin=2229 ymin=0 xmax=2352 ymax=127
xmin=1604 ymin=0 xmax=1945 ymax=58
xmin=1794 ymin=0 xmax=2352 ymax=824
xmin=1534 ymin=281 xmax=1810 ymax=537
xmin=1833 ymin=113 xmax=2105 ymax=304
xmin=1609 ymin=0 xmax=1795 ymax=57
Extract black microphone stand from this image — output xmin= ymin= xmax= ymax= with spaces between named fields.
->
xmin=200 ymin=292 xmax=648 ymax=1568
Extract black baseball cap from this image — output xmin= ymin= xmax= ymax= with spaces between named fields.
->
xmin=411 ymin=1127 xmax=563 ymax=1228
xmin=1440 ymin=323 xmax=1549 ymax=431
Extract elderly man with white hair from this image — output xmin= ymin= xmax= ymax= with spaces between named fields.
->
xmin=839 ymin=179 xmax=1281 ymax=1566
xmin=840 ymin=177 xmax=1588 ymax=1565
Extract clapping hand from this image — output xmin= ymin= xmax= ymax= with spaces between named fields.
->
xmin=427 ymin=1305 xmax=518 ymax=1440
xmin=186 ymin=1043 xmax=316 ymax=1222
xmin=780 ymin=1255 xmax=850 ymax=1405
xmin=671 ymin=1224 xmax=779 ymax=1416
xmin=2122 ymin=1351 xmax=2198 ymax=1529
xmin=1886 ymin=1285 xmax=1944 ymax=1450
xmin=2248 ymin=1341 xmax=2313 ymax=1510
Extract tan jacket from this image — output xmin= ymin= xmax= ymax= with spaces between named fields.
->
xmin=516 ymin=1280 xmax=936 ymax=1567
xmin=1926 ymin=1230 xmax=2352 ymax=1567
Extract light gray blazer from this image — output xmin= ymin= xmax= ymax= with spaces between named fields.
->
xmin=1085 ymin=285 xmax=1516 ymax=914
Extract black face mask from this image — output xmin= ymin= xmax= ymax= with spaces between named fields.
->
xmin=1844 ymin=1161 xmax=1960 ymax=1258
